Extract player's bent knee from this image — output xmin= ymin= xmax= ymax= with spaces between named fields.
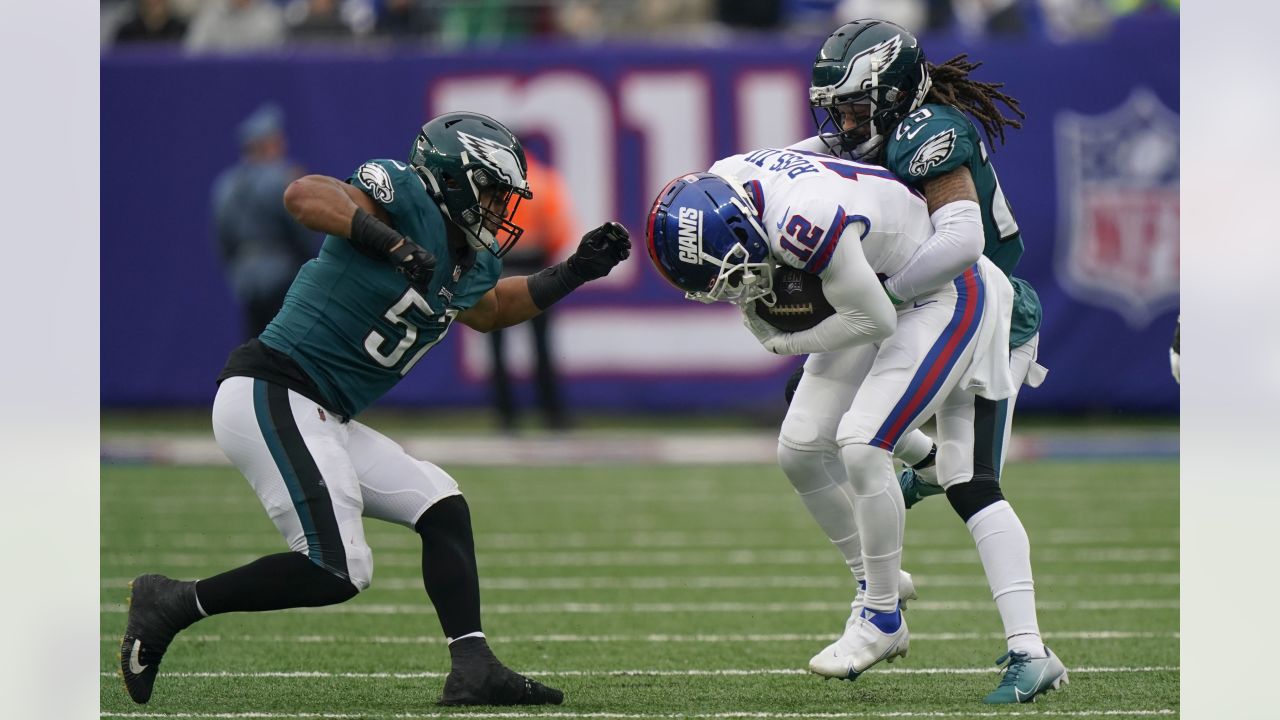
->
xmin=836 ymin=441 xmax=895 ymax=495
xmin=296 ymin=552 xmax=364 ymax=604
xmin=776 ymin=442 xmax=835 ymax=494
xmin=945 ymin=479 xmax=1005 ymax=523
xmin=344 ymin=543 xmax=374 ymax=593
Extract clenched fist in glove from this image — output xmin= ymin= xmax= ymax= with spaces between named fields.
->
xmin=567 ymin=222 xmax=631 ymax=281
xmin=389 ymin=238 xmax=437 ymax=290
xmin=526 ymin=222 xmax=633 ymax=310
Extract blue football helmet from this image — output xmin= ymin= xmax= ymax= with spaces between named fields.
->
xmin=646 ymin=172 xmax=775 ymax=306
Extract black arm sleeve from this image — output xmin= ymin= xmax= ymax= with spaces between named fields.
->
xmin=349 ymin=207 xmax=403 ymax=257
xmin=525 ymin=261 xmax=588 ymax=310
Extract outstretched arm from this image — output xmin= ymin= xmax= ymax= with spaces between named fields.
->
xmin=457 ymin=222 xmax=631 ymax=332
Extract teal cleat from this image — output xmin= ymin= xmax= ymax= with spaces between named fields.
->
xmin=899 ymin=467 xmax=945 ymax=509
xmin=983 ymin=647 xmax=1068 ymax=704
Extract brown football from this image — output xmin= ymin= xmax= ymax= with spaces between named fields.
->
xmin=755 ymin=266 xmax=835 ymax=332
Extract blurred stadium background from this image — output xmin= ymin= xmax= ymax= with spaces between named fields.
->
xmin=101 ymin=0 xmax=1178 ymax=425
xmin=100 ymin=2 xmax=1179 ymax=717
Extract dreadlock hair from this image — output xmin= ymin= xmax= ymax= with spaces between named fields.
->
xmin=925 ymin=54 xmax=1026 ymax=149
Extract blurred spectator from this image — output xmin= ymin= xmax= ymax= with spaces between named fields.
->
xmin=186 ymin=0 xmax=286 ymax=53
xmin=114 ymin=0 xmax=188 ymax=43
xmin=437 ymin=0 xmax=547 ymax=47
xmin=376 ymin=0 xmax=437 ymax=39
xmin=211 ymin=104 xmax=319 ymax=338
xmin=557 ymin=0 xmax=713 ymax=41
xmin=951 ymin=0 xmax=1028 ymax=36
xmin=833 ymin=0 xmax=926 ymax=33
xmin=287 ymin=0 xmax=355 ymax=41
xmin=487 ymin=154 xmax=575 ymax=432
xmin=717 ymin=0 xmax=782 ymax=30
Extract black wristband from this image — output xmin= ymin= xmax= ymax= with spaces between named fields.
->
xmin=349 ymin=207 xmax=403 ymax=257
xmin=526 ymin=261 xmax=588 ymax=310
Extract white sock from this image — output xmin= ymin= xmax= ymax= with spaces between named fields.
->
xmin=841 ymin=443 xmax=904 ymax=613
xmin=447 ymin=631 xmax=486 ymax=644
xmin=894 ymin=429 xmax=935 ymax=468
xmin=967 ymin=500 xmax=1043 ymax=656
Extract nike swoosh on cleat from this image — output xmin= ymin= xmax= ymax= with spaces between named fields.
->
xmin=913 ymin=300 xmax=937 ymax=308
xmin=1013 ymin=660 xmax=1054 ymax=702
xmin=129 ymin=639 xmax=148 ymax=675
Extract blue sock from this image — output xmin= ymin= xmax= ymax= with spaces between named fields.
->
xmin=862 ymin=607 xmax=902 ymax=633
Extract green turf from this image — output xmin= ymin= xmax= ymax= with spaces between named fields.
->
xmin=101 ymin=460 xmax=1178 ymax=718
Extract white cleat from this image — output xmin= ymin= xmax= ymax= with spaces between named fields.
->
xmin=846 ymin=570 xmax=919 ymax=629
xmin=809 ymin=610 xmax=909 ymax=680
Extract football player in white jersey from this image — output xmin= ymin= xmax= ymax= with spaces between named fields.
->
xmin=782 ymin=19 xmax=1068 ymax=704
xmin=646 ymin=150 xmax=1017 ymax=681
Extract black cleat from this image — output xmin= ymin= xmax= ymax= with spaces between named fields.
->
xmin=438 ymin=637 xmax=564 ymax=706
xmin=119 ymin=574 xmax=199 ymax=704
xmin=438 ymin=660 xmax=564 ymax=706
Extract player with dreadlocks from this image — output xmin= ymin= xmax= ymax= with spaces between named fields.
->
xmin=779 ymin=20 xmax=1063 ymax=703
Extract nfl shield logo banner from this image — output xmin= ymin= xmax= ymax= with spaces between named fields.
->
xmin=1054 ymin=89 xmax=1179 ymax=328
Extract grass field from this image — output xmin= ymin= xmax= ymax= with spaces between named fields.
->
xmin=100 ymin=457 xmax=1178 ymax=719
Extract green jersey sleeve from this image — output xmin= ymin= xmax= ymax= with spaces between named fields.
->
xmin=347 ymin=159 xmax=449 ymax=258
xmin=885 ymin=105 xmax=979 ymax=183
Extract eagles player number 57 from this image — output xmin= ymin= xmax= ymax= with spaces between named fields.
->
xmin=363 ymin=287 xmax=458 ymax=375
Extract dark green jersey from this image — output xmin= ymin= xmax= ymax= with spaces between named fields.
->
xmin=258 ymin=159 xmax=501 ymax=417
xmin=885 ymin=103 xmax=1041 ymax=346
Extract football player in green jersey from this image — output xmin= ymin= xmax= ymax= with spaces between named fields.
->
xmin=119 ymin=111 xmax=631 ymax=707
xmin=786 ymin=20 xmax=1065 ymax=703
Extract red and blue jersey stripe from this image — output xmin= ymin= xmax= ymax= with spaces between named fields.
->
xmin=870 ymin=264 xmax=985 ymax=451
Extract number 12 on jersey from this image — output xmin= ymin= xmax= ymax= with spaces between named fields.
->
xmin=364 ymin=288 xmax=457 ymax=376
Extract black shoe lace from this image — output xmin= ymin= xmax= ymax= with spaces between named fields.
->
xmin=994 ymin=651 xmax=1029 ymax=687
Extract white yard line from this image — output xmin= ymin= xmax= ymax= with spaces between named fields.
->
xmin=101 ymin=529 xmax=1175 ymax=551
xmin=100 ymin=573 xmax=1180 ymax=591
xmin=100 ymin=710 xmax=1180 ymax=719
xmin=101 ymin=547 xmax=1178 ymax=569
xmin=99 ymin=666 xmax=1177 ymax=680
xmin=100 ymin=599 xmax=1178 ymax=615
xmin=99 ymin=630 xmax=1178 ymax=645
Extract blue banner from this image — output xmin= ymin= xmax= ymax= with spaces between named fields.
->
xmin=102 ymin=19 xmax=1178 ymax=414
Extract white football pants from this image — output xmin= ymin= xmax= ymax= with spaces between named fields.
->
xmin=211 ymin=376 xmax=462 ymax=591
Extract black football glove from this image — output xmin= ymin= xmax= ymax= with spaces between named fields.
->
xmin=389 ymin=238 xmax=437 ymax=290
xmin=567 ymin=222 xmax=631 ymax=281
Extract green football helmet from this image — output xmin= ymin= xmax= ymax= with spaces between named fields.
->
xmin=810 ymin=19 xmax=931 ymax=162
xmin=409 ymin=111 xmax=533 ymax=257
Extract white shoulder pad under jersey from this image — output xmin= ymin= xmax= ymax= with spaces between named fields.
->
xmin=709 ymin=150 xmax=934 ymax=278
xmin=786 ymin=134 xmax=838 ymax=156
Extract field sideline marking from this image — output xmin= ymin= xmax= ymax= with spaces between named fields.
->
xmin=100 ymin=599 xmax=1178 ymax=615
xmin=100 ymin=573 xmax=1180 ymax=591
xmin=99 ymin=666 xmax=1177 ymax=679
xmin=99 ymin=710 xmax=1179 ymax=719
xmin=97 ymin=630 xmax=1179 ymax=645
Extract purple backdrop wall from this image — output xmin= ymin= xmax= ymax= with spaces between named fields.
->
xmin=101 ymin=18 xmax=1178 ymax=414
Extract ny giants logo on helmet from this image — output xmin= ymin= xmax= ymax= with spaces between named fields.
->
xmin=677 ymin=207 xmax=702 ymax=264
